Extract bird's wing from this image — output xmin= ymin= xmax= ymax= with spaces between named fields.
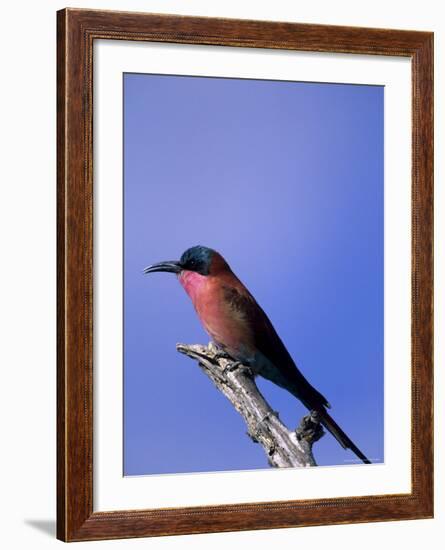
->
xmin=222 ymin=284 xmax=330 ymax=409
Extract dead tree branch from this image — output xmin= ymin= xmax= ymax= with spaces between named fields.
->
xmin=176 ymin=342 xmax=324 ymax=468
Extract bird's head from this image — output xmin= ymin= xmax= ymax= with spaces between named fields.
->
xmin=143 ymin=245 xmax=229 ymax=277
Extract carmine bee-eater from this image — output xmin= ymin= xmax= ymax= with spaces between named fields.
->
xmin=144 ymin=245 xmax=371 ymax=464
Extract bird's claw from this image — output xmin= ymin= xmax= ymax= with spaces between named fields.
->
xmin=209 ymin=342 xmax=233 ymax=361
xmin=214 ymin=350 xmax=233 ymax=361
xmin=221 ymin=360 xmax=243 ymax=374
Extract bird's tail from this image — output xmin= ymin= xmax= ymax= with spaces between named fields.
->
xmin=317 ymin=409 xmax=371 ymax=465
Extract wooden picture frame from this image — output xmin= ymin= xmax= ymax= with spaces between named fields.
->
xmin=57 ymin=8 xmax=433 ymax=542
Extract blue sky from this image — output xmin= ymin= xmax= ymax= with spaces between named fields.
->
xmin=123 ymin=73 xmax=384 ymax=475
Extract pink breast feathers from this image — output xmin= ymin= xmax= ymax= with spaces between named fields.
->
xmin=178 ymin=270 xmax=207 ymax=302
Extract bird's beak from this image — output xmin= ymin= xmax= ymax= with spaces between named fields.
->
xmin=143 ymin=260 xmax=182 ymax=275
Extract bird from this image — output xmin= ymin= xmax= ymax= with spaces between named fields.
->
xmin=144 ymin=245 xmax=371 ymax=465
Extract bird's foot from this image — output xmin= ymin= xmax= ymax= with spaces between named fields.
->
xmin=214 ymin=350 xmax=234 ymax=361
xmin=221 ymin=360 xmax=243 ymax=374
xmin=209 ymin=342 xmax=233 ymax=361
xmin=222 ymin=361 xmax=254 ymax=378
xmin=296 ymin=410 xmax=325 ymax=444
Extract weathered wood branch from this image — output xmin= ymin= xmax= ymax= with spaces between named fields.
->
xmin=176 ymin=342 xmax=324 ymax=468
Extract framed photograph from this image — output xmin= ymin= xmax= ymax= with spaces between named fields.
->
xmin=57 ymin=8 xmax=433 ymax=542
